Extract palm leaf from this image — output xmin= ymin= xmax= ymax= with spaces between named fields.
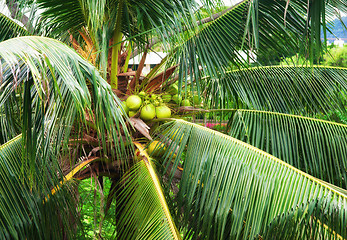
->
xmin=0 ymin=135 xmax=80 ymax=239
xmin=204 ymin=66 xmax=347 ymax=113
xmin=262 ymin=197 xmax=346 ymax=239
xmin=169 ymin=0 xmax=249 ymax=97
xmin=0 ymin=36 xmax=131 ymax=172
xmin=36 ymin=0 xmax=195 ymax=45
xmin=0 ymin=91 xmax=21 ymax=143
xmin=50 ymin=156 xmax=102 ymax=196
xmin=36 ymin=0 xmax=86 ymax=35
xmin=157 ymin=120 xmax=347 ymax=239
xmin=35 ymin=0 xmax=189 ymax=76
xmin=116 ymin=142 xmax=181 ymax=240
xmin=0 ymin=13 xmax=29 ymax=42
xmin=169 ymin=0 xmax=346 ymax=97
xmin=227 ymin=109 xmax=347 ymax=189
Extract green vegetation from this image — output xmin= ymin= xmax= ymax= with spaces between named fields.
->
xmin=281 ymin=45 xmax=347 ymax=67
xmin=323 ymin=45 xmax=347 ymax=67
xmin=1 ymin=0 xmax=347 ymax=239
xmin=77 ymin=178 xmax=117 ymax=239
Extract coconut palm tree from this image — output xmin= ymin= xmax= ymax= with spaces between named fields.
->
xmin=0 ymin=0 xmax=347 ymax=239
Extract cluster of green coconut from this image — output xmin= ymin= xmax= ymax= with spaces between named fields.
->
xmin=121 ymin=84 xmax=202 ymax=121
xmin=162 ymin=84 xmax=202 ymax=107
xmin=122 ymin=92 xmax=172 ymax=121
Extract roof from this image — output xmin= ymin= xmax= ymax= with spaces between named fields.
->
xmin=129 ymin=52 xmax=167 ymax=65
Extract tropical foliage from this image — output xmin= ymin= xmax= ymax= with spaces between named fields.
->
xmin=323 ymin=45 xmax=347 ymax=67
xmin=0 ymin=0 xmax=346 ymax=239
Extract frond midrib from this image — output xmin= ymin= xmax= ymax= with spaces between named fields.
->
xmin=226 ymin=64 xmax=347 ymax=72
xmin=204 ymin=108 xmax=347 ymax=128
xmin=134 ymin=141 xmax=181 ymax=240
xmin=0 ymin=134 xmax=22 ymax=151
xmin=201 ymin=65 xmax=347 ymax=79
xmin=236 ymin=109 xmax=347 ymax=128
xmin=0 ymin=13 xmax=29 ymax=33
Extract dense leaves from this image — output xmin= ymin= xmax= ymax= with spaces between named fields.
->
xmin=204 ymin=66 xmax=347 ymax=113
xmin=117 ymin=143 xmax=180 ymax=240
xmin=172 ymin=0 xmax=347 ymax=99
xmin=228 ymin=109 xmax=347 ymax=188
xmin=0 ymin=36 xmax=130 ymax=238
xmin=0 ymin=13 xmax=29 ymax=42
xmin=0 ymin=36 xmax=131 ymax=164
xmin=0 ymin=135 xmax=79 ymax=239
xmin=1 ymin=0 xmax=347 ymax=239
xmin=159 ymin=120 xmax=347 ymax=239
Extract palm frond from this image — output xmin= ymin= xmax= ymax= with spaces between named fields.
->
xmin=0 ymin=135 xmax=80 ymax=239
xmin=157 ymin=120 xmax=347 ymax=239
xmin=36 ymin=0 xmax=86 ymax=35
xmin=204 ymin=66 xmax=347 ymax=113
xmin=0 ymin=13 xmax=29 ymax=42
xmin=36 ymin=0 xmax=193 ymax=44
xmin=0 ymin=36 xmax=131 ymax=171
xmin=169 ymin=0 xmax=346 ymax=97
xmin=0 ymin=91 xmax=21 ymax=143
xmin=262 ymin=197 xmax=346 ymax=239
xmin=227 ymin=109 xmax=347 ymax=188
xmin=169 ymin=0 xmax=249 ymax=97
xmin=116 ymin=142 xmax=181 ymax=240
xmin=50 ymin=156 xmax=102 ymax=196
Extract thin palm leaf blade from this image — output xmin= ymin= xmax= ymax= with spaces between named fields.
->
xmin=158 ymin=120 xmax=347 ymax=239
xmin=0 ymin=91 xmax=21 ymax=143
